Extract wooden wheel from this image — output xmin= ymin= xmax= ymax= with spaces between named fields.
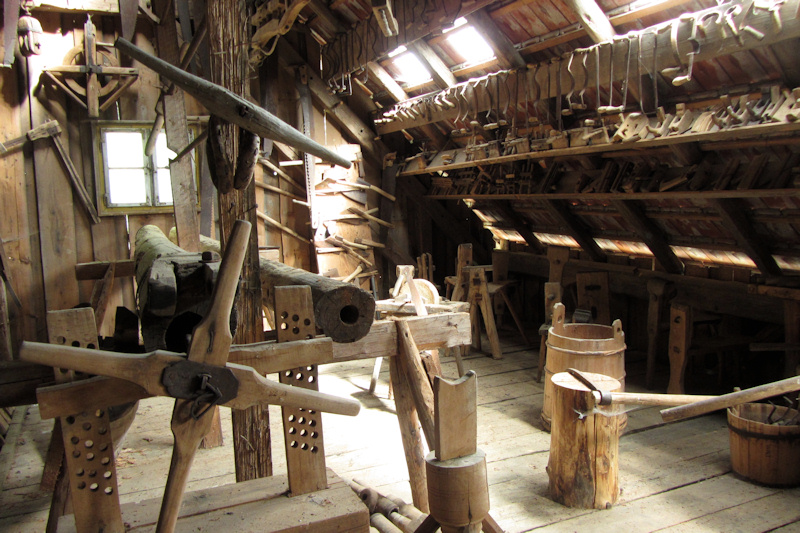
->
xmin=62 ymin=44 xmax=121 ymax=97
xmin=397 ymin=278 xmax=441 ymax=305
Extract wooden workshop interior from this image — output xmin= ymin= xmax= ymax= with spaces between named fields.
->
xmin=1 ymin=0 xmax=800 ymax=531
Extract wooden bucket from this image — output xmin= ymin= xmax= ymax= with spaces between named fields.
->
xmin=728 ymin=403 xmax=800 ymax=486
xmin=541 ymin=303 xmax=626 ymax=431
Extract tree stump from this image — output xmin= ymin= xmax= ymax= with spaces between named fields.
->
xmin=547 ymin=371 xmax=623 ymax=509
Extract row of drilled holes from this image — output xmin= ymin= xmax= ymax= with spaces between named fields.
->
xmin=287 ymin=408 xmax=319 ymax=453
xmin=65 ymin=409 xmax=115 ymax=495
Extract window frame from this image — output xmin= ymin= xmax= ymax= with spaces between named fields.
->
xmin=93 ymin=121 xmax=202 ymax=216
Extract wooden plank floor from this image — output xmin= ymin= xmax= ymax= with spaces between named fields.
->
xmin=2 ymin=331 xmax=800 ymax=532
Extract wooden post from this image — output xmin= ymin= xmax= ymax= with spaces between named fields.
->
xmin=667 ymin=303 xmax=692 ymax=395
xmin=275 ymin=286 xmax=328 ymax=495
xmin=645 ymin=279 xmax=671 ymax=389
xmin=205 ymin=0 xmax=271 ymax=482
xmin=154 ymin=0 xmax=200 ymax=252
xmin=548 ymin=371 xmax=623 ymax=509
xmin=784 ymin=300 xmax=800 ymax=377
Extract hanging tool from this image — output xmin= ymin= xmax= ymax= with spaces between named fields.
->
xmin=598 ymin=36 xmax=631 ymax=114
xmin=662 ymin=16 xmax=699 ymax=86
xmin=561 ymin=52 xmax=578 ymax=116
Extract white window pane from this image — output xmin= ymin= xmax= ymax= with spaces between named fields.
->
xmin=105 ymin=131 xmax=145 ymax=168
xmin=447 ymin=26 xmax=495 ymax=64
xmin=156 ymin=168 xmax=173 ymax=205
xmin=107 ymin=168 xmax=147 ymax=205
xmin=392 ymin=52 xmax=432 ymax=85
xmin=155 ymin=132 xmax=176 ymax=168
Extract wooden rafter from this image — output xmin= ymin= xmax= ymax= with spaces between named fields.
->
xmin=563 ymin=0 xmax=615 ymax=43
xmin=366 ymin=61 xmax=447 ymax=148
xmin=410 ymin=40 xmax=457 ymax=88
xmin=542 ymin=199 xmax=606 ymax=262
xmin=378 ymin=0 xmax=800 ymax=135
xmin=611 ymin=200 xmax=683 ymax=274
xmin=489 ymin=201 xmax=544 ymax=252
xmin=711 ymin=198 xmax=782 ymax=277
xmin=466 ymin=9 xmax=526 ymax=70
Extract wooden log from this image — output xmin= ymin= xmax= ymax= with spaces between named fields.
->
xmin=395 ymin=319 xmax=435 ymax=450
xmin=548 ymin=371 xmax=623 ymax=509
xmin=114 ymin=37 xmax=351 ymax=169
xmin=661 ymin=375 xmax=800 ymax=422
xmin=389 ymin=354 xmax=429 ymax=513
xmin=189 ymin=232 xmax=376 ymax=343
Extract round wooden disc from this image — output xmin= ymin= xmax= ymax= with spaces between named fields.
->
xmin=397 ymin=278 xmax=440 ymax=305
xmin=551 ymin=371 xmax=621 ymax=393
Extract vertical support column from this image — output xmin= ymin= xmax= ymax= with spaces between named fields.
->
xmin=204 ymin=0 xmax=271 ymax=481
xmin=154 ymin=0 xmax=200 ymax=252
xmin=645 ymin=279 xmax=670 ymax=390
xmin=275 ymin=286 xmax=327 ymax=495
xmin=667 ymin=303 xmax=692 ymax=395
xmin=785 ymin=300 xmax=800 ymax=377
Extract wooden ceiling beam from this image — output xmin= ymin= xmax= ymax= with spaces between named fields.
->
xmin=542 ymin=200 xmax=606 ymax=262
xmin=366 ymin=61 xmax=448 ymax=148
xmin=711 ymin=198 xmax=782 ymax=278
xmin=466 ymin=9 xmax=526 ymax=70
xmin=563 ymin=0 xmax=615 ymax=43
xmin=410 ymin=40 xmax=457 ymax=88
xmin=611 ymin=199 xmax=684 ymax=274
xmin=490 ymin=201 xmax=545 ymax=252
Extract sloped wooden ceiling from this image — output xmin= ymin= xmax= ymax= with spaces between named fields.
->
xmin=289 ymin=0 xmax=800 ymax=279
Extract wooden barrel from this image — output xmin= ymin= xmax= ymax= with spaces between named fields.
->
xmin=541 ymin=303 xmax=626 ymax=431
xmin=728 ymin=403 xmax=800 ymax=486
xmin=548 ymin=371 xmax=625 ymax=509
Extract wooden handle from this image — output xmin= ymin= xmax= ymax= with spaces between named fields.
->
xmin=19 ymin=341 xmax=178 ymax=396
xmin=187 ymin=220 xmax=250 ymax=366
xmin=596 ymin=391 xmax=716 ymax=408
xmin=157 ymin=399 xmax=214 ymax=533
xmin=661 ymin=375 xmax=800 ymax=422
xmin=229 ymin=364 xmax=361 ymax=416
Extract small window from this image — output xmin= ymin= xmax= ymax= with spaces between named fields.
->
xmin=95 ymin=123 xmax=198 ymax=215
xmin=445 ymin=18 xmax=495 ymax=66
xmin=388 ymin=45 xmax=432 ymax=86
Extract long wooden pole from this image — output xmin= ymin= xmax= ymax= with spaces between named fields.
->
xmin=661 ymin=375 xmax=800 ymax=422
xmin=114 ymin=37 xmax=352 ymax=169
